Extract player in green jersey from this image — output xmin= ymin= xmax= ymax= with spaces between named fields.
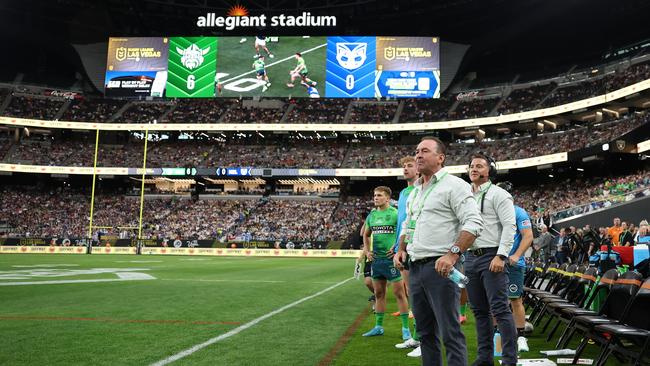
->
xmin=252 ymin=55 xmax=271 ymax=92
xmin=286 ymin=52 xmax=317 ymax=88
xmin=362 ymin=186 xmax=412 ymax=340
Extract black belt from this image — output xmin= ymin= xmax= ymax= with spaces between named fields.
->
xmin=469 ymin=247 xmax=498 ymax=257
xmin=410 ymin=255 xmax=442 ymax=265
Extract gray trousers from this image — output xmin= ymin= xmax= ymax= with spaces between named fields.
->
xmin=409 ymin=259 xmax=467 ymax=366
xmin=465 ymin=251 xmax=518 ymax=365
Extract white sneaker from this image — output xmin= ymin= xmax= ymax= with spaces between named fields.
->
xmin=407 ymin=346 xmax=422 ymax=357
xmin=395 ymin=338 xmax=420 ymax=349
xmin=517 ymin=336 xmax=529 ymax=352
xmin=269 ymin=54 xmax=275 ymax=58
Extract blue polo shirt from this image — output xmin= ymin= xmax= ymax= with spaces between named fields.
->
xmin=393 ymin=185 xmax=415 ymax=252
xmin=510 ymin=205 xmax=532 ymax=268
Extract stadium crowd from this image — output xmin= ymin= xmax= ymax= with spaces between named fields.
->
xmin=1 ymin=112 xmax=645 ymax=168
xmin=0 ymin=187 xmax=370 ymax=242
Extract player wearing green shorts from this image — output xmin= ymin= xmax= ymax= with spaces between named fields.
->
xmin=287 ymin=52 xmax=317 ymax=88
xmin=362 ymin=186 xmax=412 ymax=340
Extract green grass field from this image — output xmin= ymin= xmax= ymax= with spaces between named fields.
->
xmin=217 ymin=36 xmax=326 ymax=98
xmin=0 ymin=254 xmax=622 ymax=365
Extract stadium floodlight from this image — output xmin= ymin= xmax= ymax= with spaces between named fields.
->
xmin=602 ymin=143 xmax=610 ymax=151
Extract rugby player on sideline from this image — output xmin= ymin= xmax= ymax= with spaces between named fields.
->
xmin=362 ymin=186 xmax=412 ymax=340
xmin=497 ymin=181 xmax=534 ymax=353
xmin=392 ymin=156 xmax=421 ymax=354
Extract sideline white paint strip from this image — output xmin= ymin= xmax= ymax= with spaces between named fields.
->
xmin=0 ymin=275 xmax=155 ymax=286
xmin=220 ymin=43 xmax=327 ymax=84
xmin=150 ymin=277 xmax=354 ymax=366
xmin=12 ymin=264 xmax=79 ymax=268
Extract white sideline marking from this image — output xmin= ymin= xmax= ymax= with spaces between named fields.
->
xmin=220 ymin=43 xmax=327 ymax=84
xmin=0 ymin=276 xmax=155 ymax=286
xmin=161 ymin=278 xmax=340 ymax=284
xmin=115 ymin=261 xmax=163 ymax=263
xmin=150 ymin=277 xmax=354 ymax=366
xmin=12 ymin=264 xmax=79 ymax=268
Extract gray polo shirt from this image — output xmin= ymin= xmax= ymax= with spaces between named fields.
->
xmin=471 ymin=181 xmax=516 ymax=257
xmin=401 ymin=169 xmax=484 ymax=261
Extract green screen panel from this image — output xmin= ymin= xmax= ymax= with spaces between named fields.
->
xmin=166 ymin=37 xmax=218 ymax=98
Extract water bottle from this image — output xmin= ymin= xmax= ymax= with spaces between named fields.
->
xmin=448 ymin=268 xmax=470 ymax=288
xmin=493 ymin=331 xmax=502 ymax=357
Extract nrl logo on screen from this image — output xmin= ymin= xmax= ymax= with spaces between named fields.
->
xmin=196 ymin=5 xmax=336 ymax=30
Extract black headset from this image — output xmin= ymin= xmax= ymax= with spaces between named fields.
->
xmin=468 ymin=151 xmax=497 ymax=180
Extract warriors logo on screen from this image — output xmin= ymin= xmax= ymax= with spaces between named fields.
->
xmin=177 ymin=44 xmax=210 ymax=70
xmin=325 ymin=36 xmax=376 ymax=98
xmin=336 ymin=43 xmax=367 ymax=70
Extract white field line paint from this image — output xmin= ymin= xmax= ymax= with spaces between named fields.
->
xmin=220 ymin=43 xmax=327 ymax=84
xmin=160 ymin=278 xmax=340 ymax=284
xmin=0 ymin=275 xmax=156 ymax=286
xmin=114 ymin=261 xmax=163 ymax=263
xmin=12 ymin=264 xmax=80 ymax=268
xmin=150 ymin=277 xmax=354 ymax=366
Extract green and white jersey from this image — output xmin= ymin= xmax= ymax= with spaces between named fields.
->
xmin=253 ymin=59 xmax=265 ymax=71
xmin=365 ymin=206 xmax=398 ymax=259
xmin=297 ymin=57 xmax=308 ymax=74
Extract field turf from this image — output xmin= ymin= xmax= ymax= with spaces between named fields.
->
xmin=0 ymin=254 xmax=622 ymax=365
xmin=217 ymin=36 xmax=326 ymax=98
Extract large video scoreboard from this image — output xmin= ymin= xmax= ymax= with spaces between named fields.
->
xmin=105 ymin=36 xmax=440 ymax=99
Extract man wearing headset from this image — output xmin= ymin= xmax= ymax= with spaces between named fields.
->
xmin=465 ymin=153 xmax=518 ymax=366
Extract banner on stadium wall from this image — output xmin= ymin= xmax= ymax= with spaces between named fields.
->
xmin=0 ymin=238 xmax=330 ymax=250
xmin=3 ymin=78 xmax=650 ymax=131
xmin=638 ymin=139 xmax=650 ymax=153
xmin=0 ymin=152 xmax=569 ymax=176
xmin=0 ymin=246 xmax=360 ymax=258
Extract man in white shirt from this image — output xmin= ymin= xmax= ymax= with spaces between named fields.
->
xmin=465 ymin=153 xmax=517 ymax=366
xmin=394 ymin=136 xmax=483 ymax=366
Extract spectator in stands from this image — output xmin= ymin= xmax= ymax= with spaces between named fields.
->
xmin=608 ymin=217 xmax=623 ymax=246
xmin=555 ymin=228 xmax=569 ymax=264
xmin=635 ymin=221 xmax=650 ymax=244
xmin=533 ymin=224 xmax=553 ymax=263
xmin=618 ymin=222 xmax=635 ymax=247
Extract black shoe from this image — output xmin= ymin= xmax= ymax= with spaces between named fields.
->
xmin=368 ymin=295 xmax=376 ymax=302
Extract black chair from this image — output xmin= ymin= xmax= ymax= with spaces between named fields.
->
xmin=541 ymin=266 xmax=598 ymax=340
xmin=591 ymin=277 xmax=650 ymax=366
xmin=568 ymin=271 xmax=644 ymax=364
xmin=525 ymin=263 xmax=567 ymax=311
xmin=555 ymin=269 xmax=620 ymax=349
xmin=529 ymin=264 xmax=579 ymax=324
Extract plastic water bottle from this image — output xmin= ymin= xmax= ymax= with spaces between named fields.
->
xmin=493 ymin=331 xmax=502 ymax=357
xmin=448 ymin=268 xmax=470 ymax=288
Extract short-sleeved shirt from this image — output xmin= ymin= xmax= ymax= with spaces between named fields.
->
xmin=253 ymin=60 xmax=265 ymax=71
xmin=297 ymin=58 xmax=308 ymax=74
xmin=510 ymin=205 xmax=532 ymax=268
xmin=393 ymin=185 xmax=415 ymax=251
xmin=608 ymin=226 xmax=623 ymax=246
xmin=365 ymin=206 xmax=398 ymax=260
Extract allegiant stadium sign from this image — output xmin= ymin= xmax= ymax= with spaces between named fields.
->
xmin=197 ymin=12 xmax=337 ymax=30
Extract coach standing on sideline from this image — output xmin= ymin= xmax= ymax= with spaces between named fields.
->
xmin=394 ymin=136 xmax=483 ymax=366
xmin=466 ymin=153 xmax=517 ymax=366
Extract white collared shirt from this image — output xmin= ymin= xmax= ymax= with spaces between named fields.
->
xmin=402 ymin=169 xmax=484 ymax=260
xmin=471 ymin=181 xmax=516 ymax=257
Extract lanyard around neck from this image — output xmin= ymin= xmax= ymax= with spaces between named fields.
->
xmin=409 ymin=172 xmax=448 ymax=222
xmin=474 ymin=182 xmax=492 ymax=213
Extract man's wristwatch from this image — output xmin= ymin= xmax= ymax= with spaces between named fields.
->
xmin=449 ymin=245 xmax=463 ymax=257
xmin=497 ymin=254 xmax=508 ymax=261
